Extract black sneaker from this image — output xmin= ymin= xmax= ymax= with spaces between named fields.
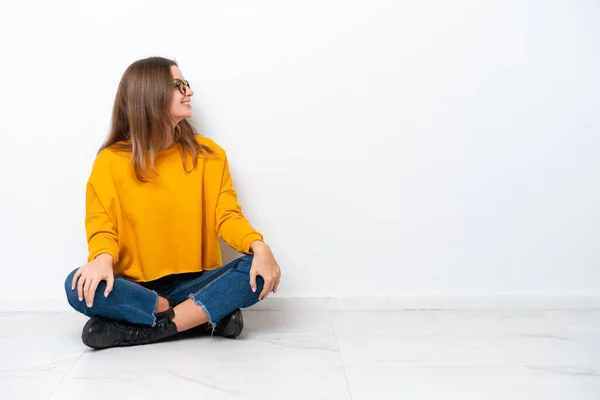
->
xmin=82 ymin=308 xmax=179 ymax=349
xmin=215 ymin=309 xmax=244 ymax=338
xmin=189 ymin=309 xmax=244 ymax=339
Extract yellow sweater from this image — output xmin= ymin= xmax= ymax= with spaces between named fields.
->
xmin=85 ymin=135 xmax=264 ymax=282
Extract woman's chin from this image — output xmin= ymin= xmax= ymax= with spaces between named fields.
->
xmin=174 ymin=113 xmax=192 ymax=122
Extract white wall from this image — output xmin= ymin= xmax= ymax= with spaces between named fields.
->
xmin=1 ymin=1 xmax=599 ymax=310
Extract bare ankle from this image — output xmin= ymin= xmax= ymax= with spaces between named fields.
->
xmin=155 ymin=296 xmax=170 ymax=313
xmin=172 ymin=298 xmax=210 ymax=332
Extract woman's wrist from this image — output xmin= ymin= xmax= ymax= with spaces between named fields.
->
xmin=250 ymin=240 xmax=270 ymax=254
xmin=94 ymin=253 xmax=114 ymax=265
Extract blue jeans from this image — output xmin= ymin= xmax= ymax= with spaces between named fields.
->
xmin=64 ymin=254 xmax=264 ymax=328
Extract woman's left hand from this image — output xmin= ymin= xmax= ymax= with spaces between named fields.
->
xmin=249 ymin=242 xmax=281 ymax=300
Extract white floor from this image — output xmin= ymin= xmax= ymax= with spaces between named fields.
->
xmin=1 ymin=310 xmax=600 ymax=399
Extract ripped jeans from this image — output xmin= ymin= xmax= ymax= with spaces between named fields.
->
xmin=64 ymin=254 xmax=264 ymax=329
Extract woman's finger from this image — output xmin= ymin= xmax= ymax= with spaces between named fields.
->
xmin=273 ymin=268 xmax=281 ymax=293
xmin=105 ymin=274 xmax=114 ymax=297
xmin=87 ymin=276 xmax=100 ymax=308
xmin=249 ymin=269 xmax=258 ymax=293
xmin=71 ymin=268 xmax=82 ymax=290
xmin=266 ymin=277 xmax=276 ymax=299
xmin=259 ymin=277 xmax=274 ymax=300
xmin=83 ymin=274 xmax=93 ymax=307
xmin=258 ymin=278 xmax=269 ymax=300
xmin=77 ymin=273 xmax=86 ymax=302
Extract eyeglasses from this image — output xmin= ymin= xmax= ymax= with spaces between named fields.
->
xmin=173 ymin=79 xmax=191 ymax=95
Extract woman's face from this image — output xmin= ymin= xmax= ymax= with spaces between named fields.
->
xmin=170 ymin=65 xmax=194 ymax=124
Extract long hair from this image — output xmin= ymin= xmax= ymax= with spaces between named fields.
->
xmin=98 ymin=57 xmax=215 ymax=182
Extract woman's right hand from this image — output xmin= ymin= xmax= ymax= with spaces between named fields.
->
xmin=71 ymin=254 xmax=115 ymax=308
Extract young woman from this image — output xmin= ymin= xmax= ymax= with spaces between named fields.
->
xmin=64 ymin=57 xmax=281 ymax=349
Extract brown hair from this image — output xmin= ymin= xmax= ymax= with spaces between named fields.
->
xmin=98 ymin=56 xmax=215 ymax=182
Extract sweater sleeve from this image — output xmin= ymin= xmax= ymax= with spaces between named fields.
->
xmin=85 ymin=152 xmax=120 ymax=264
xmin=215 ymin=152 xmax=264 ymax=254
